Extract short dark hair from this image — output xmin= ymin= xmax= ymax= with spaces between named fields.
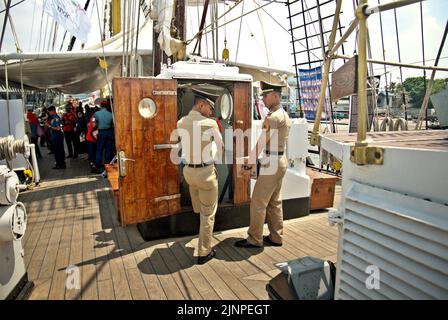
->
xmin=48 ymin=106 xmax=56 ymax=112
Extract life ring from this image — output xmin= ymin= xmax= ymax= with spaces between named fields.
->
xmin=393 ymin=118 xmax=408 ymax=131
xmin=380 ymin=117 xmax=394 ymax=131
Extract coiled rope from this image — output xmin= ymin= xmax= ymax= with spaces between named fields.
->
xmin=0 ymin=135 xmax=30 ymax=161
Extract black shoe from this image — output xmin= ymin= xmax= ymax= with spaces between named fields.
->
xmin=263 ymin=236 xmax=282 ymax=247
xmin=66 ymin=155 xmax=73 ymax=158
xmin=52 ymin=165 xmax=66 ymax=169
xmin=197 ymin=249 xmax=216 ymax=265
xmin=234 ymin=239 xmax=261 ymax=248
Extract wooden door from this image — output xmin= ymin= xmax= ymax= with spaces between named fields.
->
xmin=233 ymin=82 xmax=252 ymax=204
xmin=113 ymin=78 xmax=181 ymax=226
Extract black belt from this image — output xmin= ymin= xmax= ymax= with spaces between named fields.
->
xmin=98 ymin=128 xmax=112 ymax=132
xmin=187 ymin=163 xmax=212 ymax=168
xmin=266 ymin=150 xmax=284 ymax=156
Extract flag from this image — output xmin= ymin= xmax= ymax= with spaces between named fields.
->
xmin=44 ymin=0 xmax=91 ymax=44
xmin=298 ymin=66 xmax=326 ymax=120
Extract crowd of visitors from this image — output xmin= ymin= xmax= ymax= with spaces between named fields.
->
xmin=26 ymin=96 xmax=116 ymax=174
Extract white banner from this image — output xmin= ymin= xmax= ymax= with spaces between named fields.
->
xmin=44 ymin=0 xmax=91 ymax=44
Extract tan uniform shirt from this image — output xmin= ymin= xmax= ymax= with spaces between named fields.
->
xmin=265 ymin=105 xmax=292 ymax=153
xmin=177 ymin=110 xmax=222 ymax=164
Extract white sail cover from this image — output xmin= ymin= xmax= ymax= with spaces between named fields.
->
xmin=150 ymin=0 xmax=184 ymax=56
xmin=0 ymin=18 xmax=153 ymax=94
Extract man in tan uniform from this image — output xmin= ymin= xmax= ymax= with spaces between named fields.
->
xmin=177 ymin=88 xmax=222 ymax=264
xmin=235 ymin=81 xmax=291 ymax=248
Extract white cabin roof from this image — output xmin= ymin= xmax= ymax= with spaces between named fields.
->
xmin=157 ymin=58 xmax=253 ymax=82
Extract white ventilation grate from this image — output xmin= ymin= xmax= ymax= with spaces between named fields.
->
xmin=335 ymin=182 xmax=448 ymax=300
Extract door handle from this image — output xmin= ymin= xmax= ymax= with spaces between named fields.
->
xmin=154 ymin=143 xmax=179 ymax=150
xmin=118 ymin=150 xmax=135 ymax=177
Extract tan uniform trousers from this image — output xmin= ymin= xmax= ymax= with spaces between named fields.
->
xmin=183 ymin=165 xmax=218 ymax=257
xmin=247 ymin=155 xmax=288 ymax=246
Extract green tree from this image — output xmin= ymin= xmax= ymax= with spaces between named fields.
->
xmin=402 ymin=76 xmax=447 ymax=107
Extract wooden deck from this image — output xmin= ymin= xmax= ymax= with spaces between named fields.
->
xmin=18 ymin=148 xmax=340 ymax=300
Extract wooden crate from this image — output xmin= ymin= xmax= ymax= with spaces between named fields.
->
xmin=307 ymin=168 xmax=339 ymax=210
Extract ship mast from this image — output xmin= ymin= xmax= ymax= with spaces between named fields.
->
xmin=152 ymin=1 xmax=187 ymax=76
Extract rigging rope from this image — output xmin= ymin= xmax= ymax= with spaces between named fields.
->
xmin=29 ymin=0 xmax=37 ymax=50
xmin=2 ymin=0 xmax=21 ymax=52
xmin=255 ymin=0 xmax=270 ymax=67
xmin=0 ymin=0 xmax=12 ymax=52
xmin=377 ymin=0 xmax=390 ymax=116
xmin=419 ymin=1 xmax=427 ymax=129
xmin=95 ymin=0 xmax=114 ymax=124
xmin=257 ymin=1 xmax=320 ymax=62
xmin=187 ymin=0 xmax=253 ymax=45
xmin=234 ymin=0 xmax=245 ymax=64
xmin=134 ymin=0 xmax=142 ymax=74
xmin=393 ymin=7 xmax=407 ymax=121
xmin=0 ymin=136 xmax=30 ymax=162
xmin=36 ymin=4 xmax=45 ymax=51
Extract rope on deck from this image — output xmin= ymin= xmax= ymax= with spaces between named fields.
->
xmin=0 ymin=135 xmax=30 ymax=161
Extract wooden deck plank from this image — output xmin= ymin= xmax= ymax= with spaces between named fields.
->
xmin=158 ymin=243 xmax=203 ymax=300
xmin=96 ymin=187 xmax=133 ymax=300
xmin=65 ymin=194 xmax=85 ymax=300
xmin=47 ymin=200 xmax=77 ymax=300
xmin=26 ymin=192 xmax=64 ymax=285
xmin=97 ymin=279 xmax=115 ymax=300
xmin=144 ymin=245 xmax=185 ymax=300
xmin=168 ymin=241 xmax=220 ymax=300
xmin=19 ymin=149 xmax=339 ymax=301
xmin=133 ymin=249 xmax=168 ymax=300
xmin=211 ymin=236 xmax=259 ymax=276
xmin=178 ymin=243 xmax=238 ymax=300
xmin=81 ymin=197 xmax=99 ymax=300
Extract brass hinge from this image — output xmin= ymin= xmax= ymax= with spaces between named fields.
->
xmin=350 ymin=144 xmax=384 ymax=165
xmin=154 ymin=194 xmax=181 ymax=202
xmin=152 ymin=90 xmax=177 ymax=96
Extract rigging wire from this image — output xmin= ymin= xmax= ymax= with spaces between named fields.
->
xmin=255 ymin=0 xmax=270 ymax=66
xmin=122 ymin=0 xmax=127 ymax=76
xmin=0 ymin=0 xmax=25 ymax=14
xmin=29 ymin=0 xmax=37 ymax=51
xmin=95 ymin=0 xmax=114 ymax=122
xmin=187 ymin=0 xmax=247 ymax=45
xmin=134 ymin=0 xmax=142 ymax=75
xmin=0 ymin=0 xmax=12 ymax=52
xmin=255 ymin=1 xmax=321 ymax=61
xmin=2 ymin=0 xmax=21 ymax=52
xmin=234 ymin=0 xmax=245 ymax=64
xmin=36 ymin=3 xmax=45 ymax=51
xmin=41 ymin=14 xmax=49 ymax=51
xmin=393 ymin=7 xmax=407 ymax=121
xmin=210 ymin=0 xmax=215 ymax=60
xmin=377 ymin=0 xmax=389 ymax=114
xmin=59 ymin=31 xmax=68 ymax=51
xmin=419 ymin=1 xmax=427 ymax=129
